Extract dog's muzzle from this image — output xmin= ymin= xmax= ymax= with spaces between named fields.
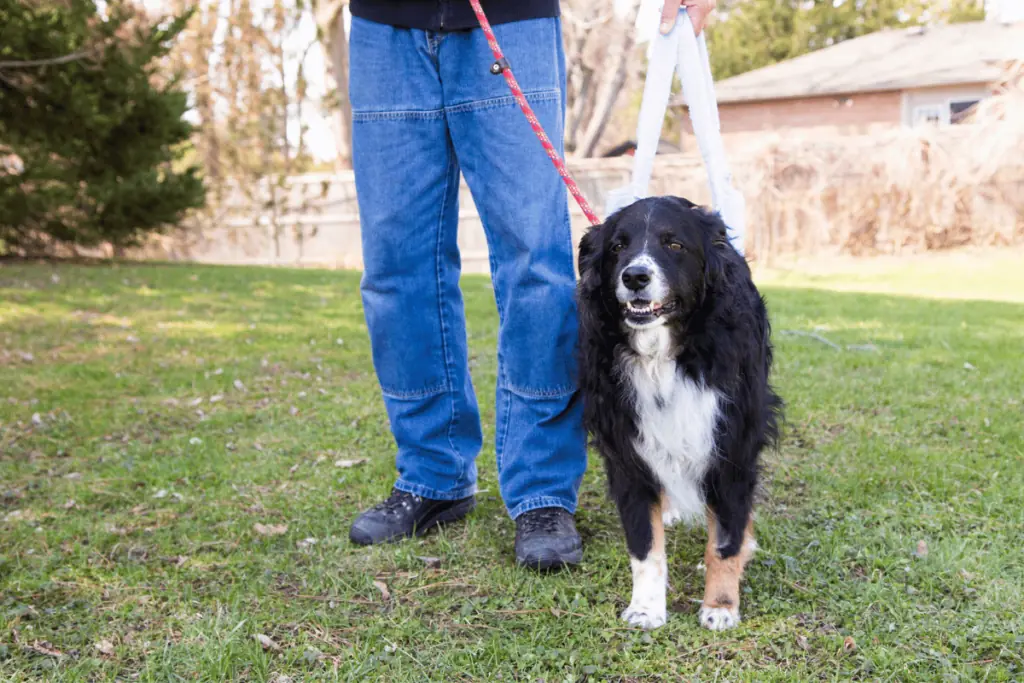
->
xmin=617 ymin=259 xmax=677 ymax=327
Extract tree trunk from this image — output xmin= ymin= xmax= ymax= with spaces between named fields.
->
xmin=576 ymin=1 xmax=640 ymax=157
xmin=316 ymin=0 xmax=352 ymax=169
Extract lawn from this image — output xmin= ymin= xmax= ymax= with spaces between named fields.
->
xmin=1 ymin=259 xmax=1021 ymax=682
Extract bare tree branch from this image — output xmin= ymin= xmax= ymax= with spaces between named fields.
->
xmin=0 ymin=51 xmax=91 ymax=69
xmin=576 ymin=0 xmax=641 ymax=157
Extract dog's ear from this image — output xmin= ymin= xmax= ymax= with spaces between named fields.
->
xmin=691 ymin=208 xmax=729 ymax=285
xmin=577 ymin=218 xmax=610 ymax=293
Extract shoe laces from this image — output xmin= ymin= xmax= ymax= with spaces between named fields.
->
xmin=519 ymin=507 xmax=564 ymax=534
xmin=373 ymin=490 xmax=421 ymax=517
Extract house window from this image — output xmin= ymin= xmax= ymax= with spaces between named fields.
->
xmin=912 ymin=104 xmax=946 ymax=126
xmin=949 ymin=99 xmax=980 ymax=124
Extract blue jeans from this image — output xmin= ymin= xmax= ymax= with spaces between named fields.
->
xmin=349 ymin=16 xmax=586 ymax=519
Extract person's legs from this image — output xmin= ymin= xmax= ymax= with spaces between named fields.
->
xmin=349 ymin=18 xmax=482 ymax=538
xmin=439 ymin=19 xmax=587 ymax=522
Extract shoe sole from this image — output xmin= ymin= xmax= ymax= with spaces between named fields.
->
xmin=516 ymin=545 xmax=584 ymax=571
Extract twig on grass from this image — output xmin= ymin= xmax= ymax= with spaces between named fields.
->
xmin=780 ymin=330 xmax=842 ymax=350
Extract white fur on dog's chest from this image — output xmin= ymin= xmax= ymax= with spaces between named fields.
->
xmin=624 ymin=328 xmax=721 ymax=523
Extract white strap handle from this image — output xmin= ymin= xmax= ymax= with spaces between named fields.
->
xmin=605 ymin=8 xmax=745 ymax=254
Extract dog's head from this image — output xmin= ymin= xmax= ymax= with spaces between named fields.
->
xmin=578 ymin=196 xmax=729 ymax=331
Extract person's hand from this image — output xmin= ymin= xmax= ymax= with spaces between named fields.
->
xmin=660 ymin=0 xmax=717 ymax=35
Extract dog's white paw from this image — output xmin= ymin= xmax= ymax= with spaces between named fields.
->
xmin=698 ymin=605 xmax=740 ymax=631
xmin=621 ymin=603 xmax=667 ymax=630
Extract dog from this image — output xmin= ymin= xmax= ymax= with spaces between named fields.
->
xmin=577 ymin=196 xmax=781 ymax=631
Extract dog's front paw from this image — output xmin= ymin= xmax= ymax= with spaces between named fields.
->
xmin=698 ymin=605 xmax=740 ymax=631
xmin=621 ymin=603 xmax=667 ymax=630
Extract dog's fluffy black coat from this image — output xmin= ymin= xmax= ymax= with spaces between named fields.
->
xmin=577 ymin=196 xmax=781 ymax=564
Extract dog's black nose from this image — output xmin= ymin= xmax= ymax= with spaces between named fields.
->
xmin=621 ymin=266 xmax=651 ymax=291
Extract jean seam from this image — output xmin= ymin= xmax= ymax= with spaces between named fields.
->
xmin=434 ymin=132 xmax=463 ymax=480
xmin=353 ymin=109 xmax=445 ymax=121
xmin=509 ymin=496 xmax=577 ymax=520
xmin=500 ymin=382 xmax=578 ymax=399
xmin=395 ymin=478 xmax=475 ymax=502
xmin=444 ymin=90 xmax=559 ymax=115
xmin=380 ymin=383 xmax=449 ymax=400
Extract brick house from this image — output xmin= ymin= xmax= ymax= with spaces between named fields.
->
xmin=672 ymin=13 xmax=1024 ymax=143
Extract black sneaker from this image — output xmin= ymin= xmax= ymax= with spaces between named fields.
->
xmin=514 ymin=507 xmax=583 ymax=570
xmin=349 ymin=489 xmax=475 ymax=546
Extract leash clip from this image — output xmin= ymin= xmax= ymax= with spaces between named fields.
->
xmin=490 ymin=57 xmax=510 ymax=75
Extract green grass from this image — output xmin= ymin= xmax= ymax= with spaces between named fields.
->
xmin=1 ymin=259 xmax=1022 ymax=682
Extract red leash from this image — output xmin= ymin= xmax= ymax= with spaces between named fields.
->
xmin=468 ymin=0 xmax=602 ymax=227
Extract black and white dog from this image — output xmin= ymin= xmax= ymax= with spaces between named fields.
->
xmin=577 ymin=196 xmax=781 ymax=631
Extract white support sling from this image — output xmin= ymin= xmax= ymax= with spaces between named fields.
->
xmin=605 ymin=8 xmax=746 ymax=254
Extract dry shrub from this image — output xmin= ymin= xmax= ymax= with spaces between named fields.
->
xmin=738 ymin=64 xmax=1024 ymax=261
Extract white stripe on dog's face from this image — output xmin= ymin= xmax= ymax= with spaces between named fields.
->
xmin=615 ymin=253 xmax=669 ymax=306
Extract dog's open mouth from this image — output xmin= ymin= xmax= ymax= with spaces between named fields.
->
xmin=622 ymin=299 xmax=678 ymax=324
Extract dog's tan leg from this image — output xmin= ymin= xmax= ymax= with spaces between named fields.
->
xmin=620 ymin=497 xmax=667 ymax=629
xmin=699 ymin=511 xmax=756 ymax=631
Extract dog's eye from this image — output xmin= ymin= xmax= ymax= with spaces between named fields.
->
xmin=667 ymin=242 xmax=684 ymax=251
xmin=611 ymin=243 xmax=626 ymax=253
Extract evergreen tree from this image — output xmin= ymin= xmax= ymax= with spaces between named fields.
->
xmin=0 ymin=0 xmax=205 ymax=255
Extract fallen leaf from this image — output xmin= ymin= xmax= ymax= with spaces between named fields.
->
xmin=126 ymin=335 xmax=140 ymax=343
xmin=95 ymin=639 xmax=115 ymax=656
xmin=313 ymin=455 xmax=327 ymax=465
xmin=914 ymin=540 xmax=929 ymax=558
xmin=796 ymin=634 xmax=810 ymax=651
xmin=153 ymin=489 xmax=169 ymax=499
xmin=289 ymin=463 xmax=300 ymax=474
xmin=373 ymin=580 xmax=391 ymax=601
xmin=963 ymin=362 xmax=976 ymax=370
xmin=233 ymin=379 xmax=246 ymax=392
xmin=189 ymin=397 xmax=204 ymax=407
xmin=416 ymin=556 xmax=442 ymax=569
xmin=209 ymin=394 xmax=224 ymax=403
xmin=843 ymin=636 xmax=857 ymax=652
xmin=27 ymin=640 xmax=64 ymax=658
xmin=189 ymin=437 xmax=203 ymax=446
xmin=289 ymin=406 xmax=299 ymax=416
xmin=31 ymin=413 xmax=43 ymax=426
xmin=64 ymin=472 xmax=82 ymax=480
xmin=297 ymin=537 xmax=318 ymax=549
xmin=63 ymin=499 xmax=76 ymax=510
xmin=253 ymin=523 xmax=288 ymax=537
xmin=334 ymin=458 xmax=368 ymax=468
xmin=20 ymin=352 xmax=35 ymax=362
xmin=254 ymin=634 xmax=281 ymax=651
